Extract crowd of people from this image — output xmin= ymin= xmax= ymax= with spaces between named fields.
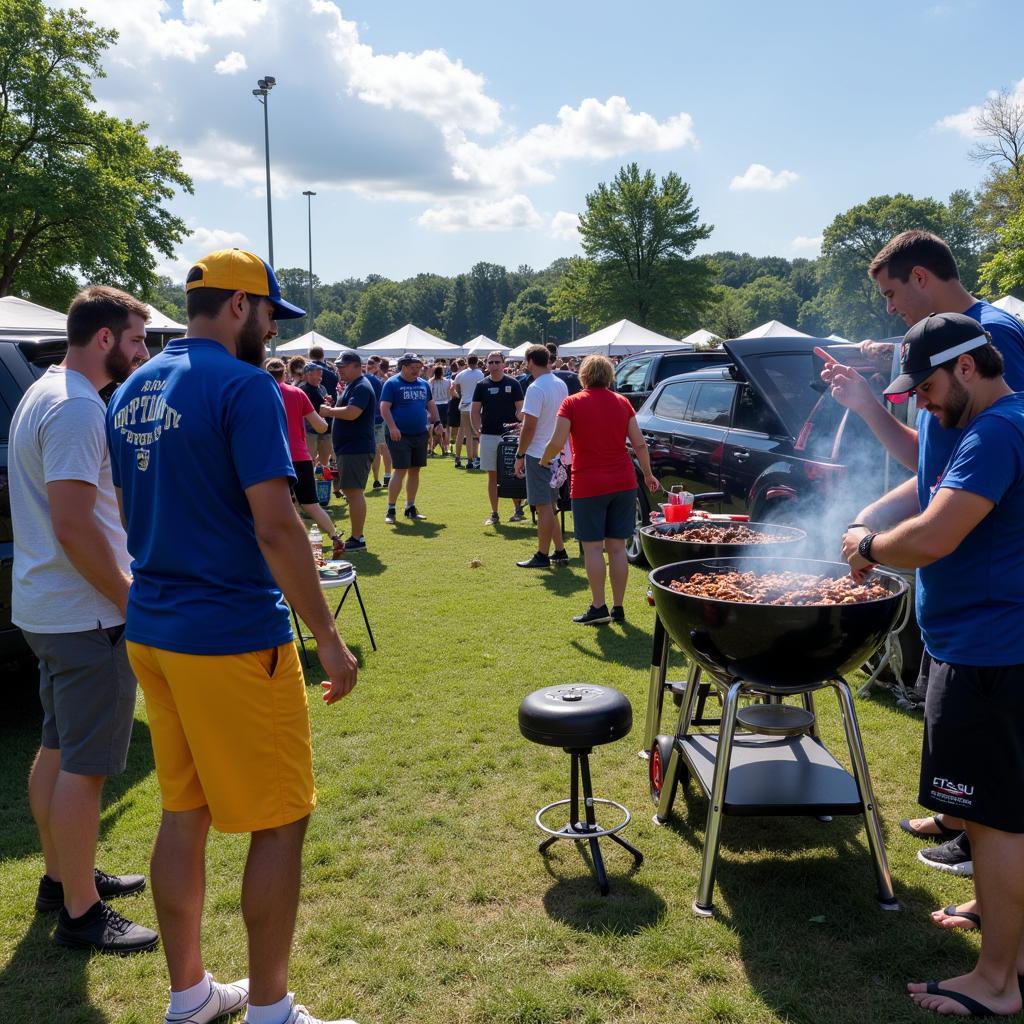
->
xmin=7 ymin=231 xmax=1024 ymax=1021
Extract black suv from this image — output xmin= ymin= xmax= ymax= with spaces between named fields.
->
xmin=615 ymin=349 xmax=733 ymax=411
xmin=626 ymin=335 xmax=912 ymax=562
xmin=0 ymin=336 xmax=69 ymax=659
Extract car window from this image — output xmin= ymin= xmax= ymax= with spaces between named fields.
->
xmin=0 ymin=362 xmax=19 ymax=442
xmin=732 ymin=385 xmax=776 ymax=434
xmin=616 ymin=357 xmax=652 ymax=392
xmin=689 ymin=382 xmax=736 ymax=427
xmin=652 ymin=381 xmax=694 ymax=421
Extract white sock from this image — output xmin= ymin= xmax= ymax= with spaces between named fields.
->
xmin=245 ymin=993 xmax=292 ymax=1024
xmin=169 ymin=972 xmax=212 ymax=1014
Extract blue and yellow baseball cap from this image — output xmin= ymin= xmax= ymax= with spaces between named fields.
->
xmin=185 ymin=248 xmax=305 ymax=320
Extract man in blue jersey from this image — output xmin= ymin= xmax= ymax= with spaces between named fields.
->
xmin=107 ymin=248 xmax=359 ymax=1024
xmin=844 ymin=314 xmax=1024 ymax=1018
xmin=823 ymin=230 xmax=1024 ymax=884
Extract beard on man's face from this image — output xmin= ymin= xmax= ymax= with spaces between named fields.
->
xmin=104 ymin=339 xmax=143 ymax=384
xmin=237 ymin=303 xmax=268 ymax=366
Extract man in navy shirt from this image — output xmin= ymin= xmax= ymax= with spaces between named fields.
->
xmin=107 ymin=248 xmax=358 ymax=1024
xmin=321 ymin=351 xmax=376 ymax=552
xmin=844 ymin=314 xmax=1024 ymax=1019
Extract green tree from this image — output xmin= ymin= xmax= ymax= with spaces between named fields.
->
xmin=703 ymin=285 xmax=751 ymax=340
xmin=978 ymin=208 xmax=1024 ymax=297
xmin=0 ymin=0 xmax=192 ymax=307
xmin=467 ymin=261 xmax=512 ymax=338
xmin=737 ymin=275 xmax=801 ymax=327
xmin=352 ymin=282 xmax=399 ymax=344
xmin=549 ymin=163 xmax=715 ymax=334
xmin=150 ymin=275 xmax=186 ymax=323
xmin=441 ymin=274 xmax=471 ymax=343
xmin=314 ymin=309 xmax=350 ymax=343
xmin=498 ymin=285 xmax=549 ymax=345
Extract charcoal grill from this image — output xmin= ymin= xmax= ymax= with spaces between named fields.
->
xmin=645 ymin=556 xmax=908 ymax=917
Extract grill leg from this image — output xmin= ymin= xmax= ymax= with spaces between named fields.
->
xmin=831 ymin=679 xmax=899 ymax=910
xmin=694 ymin=680 xmax=742 ymax=916
xmin=642 ymin=616 xmax=670 ymax=753
xmin=801 ymin=690 xmax=820 ymax=739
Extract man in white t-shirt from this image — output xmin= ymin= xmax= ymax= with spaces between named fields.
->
xmin=454 ymin=355 xmax=485 ymax=469
xmin=9 ymin=286 xmax=162 ymax=957
xmin=514 ymin=345 xmax=570 ymax=568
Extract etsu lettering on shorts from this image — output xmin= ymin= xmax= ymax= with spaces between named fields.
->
xmin=931 ymin=776 xmax=975 ymax=807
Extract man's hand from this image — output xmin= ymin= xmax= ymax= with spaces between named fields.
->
xmin=842 ymin=525 xmax=874 ymax=581
xmin=644 ymin=472 xmax=659 ymax=493
xmin=389 ymin=425 xmax=401 ymax=442
xmin=318 ymin=637 xmax=359 ymax=704
xmin=821 ymin=359 xmax=876 ymax=415
xmin=514 ymin=456 xmax=525 ymax=478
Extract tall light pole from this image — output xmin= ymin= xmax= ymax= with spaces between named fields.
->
xmin=251 ymin=75 xmax=276 ymax=267
xmin=302 ymin=190 xmax=316 ymax=328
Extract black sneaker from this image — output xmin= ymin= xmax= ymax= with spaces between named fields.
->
xmin=36 ymin=869 xmax=147 ymax=913
xmin=372 ymin=480 xmax=382 ymax=490
xmin=404 ymin=505 xmax=426 ymax=520
xmin=550 ymin=548 xmax=570 ymax=565
xmin=54 ymin=900 xmax=159 ymax=954
xmin=384 ymin=507 xmax=397 ymax=524
xmin=383 ymin=475 xmax=391 ymax=487
xmin=610 ymin=605 xmax=625 ymax=623
xmin=573 ymin=604 xmax=612 ymax=625
xmin=917 ymin=832 xmax=973 ymax=876
xmin=516 ymin=552 xmax=551 ymax=569
xmin=485 ymin=511 xmax=500 ymax=526
xmin=454 ymin=458 xmax=463 ymax=468
xmin=344 ymin=537 xmax=367 ymax=552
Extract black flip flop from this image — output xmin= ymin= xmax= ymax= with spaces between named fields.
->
xmin=900 ymin=815 xmax=961 ymax=841
xmin=919 ymin=982 xmax=996 ymax=1017
xmin=941 ymin=904 xmax=982 ymax=930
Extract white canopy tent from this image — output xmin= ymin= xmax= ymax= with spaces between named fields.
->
xmin=994 ymin=295 xmax=1024 ymax=319
xmin=559 ymin=319 xmax=694 ymax=357
xmin=738 ymin=319 xmax=811 ymax=339
xmin=506 ymin=341 xmax=531 ymax=360
xmin=360 ymin=324 xmax=464 ymax=358
xmin=275 ymin=330 xmax=354 ymax=357
xmin=680 ymin=328 xmax=720 ymax=348
xmin=144 ymin=304 xmax=185 ymax=333
xmin=0 ymin=295 xmax=67 ymax=336
xmin=464 ymin=334 xmax=509 ymax=355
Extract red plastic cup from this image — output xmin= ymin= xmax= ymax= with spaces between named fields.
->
xmin=663 ymin=502 xmax=689 ymax=523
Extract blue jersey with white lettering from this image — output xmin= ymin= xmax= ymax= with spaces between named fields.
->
xmin=380 ymin=374 xmax=430 ymax=434
xmin=106 ymin=338 xmax=295 ymax=655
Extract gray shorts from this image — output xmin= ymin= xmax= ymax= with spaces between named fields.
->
xmin=23 ymin=625 xmax=137 ymax=776
xmin=374 ymin=422 xmax=386 ymax=446
xmin=337 ymin=452 xmax=373 ymax=490
xmin=525 ymin=454 xmax=559 ymax=507
xmin=572 ymin=488 xmax=636 ymax=542
xmin=479 ymin=434 xmax=501 ymax=472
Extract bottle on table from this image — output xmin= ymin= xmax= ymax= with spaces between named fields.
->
xmin=309 ymin=524 xmax=322 ymax=562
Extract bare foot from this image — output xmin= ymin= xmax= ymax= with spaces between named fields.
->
xmin=908 ymin=971 xmax=1021 ymax=1016
xmin=930 ymin=900 xmax=981 ymax=931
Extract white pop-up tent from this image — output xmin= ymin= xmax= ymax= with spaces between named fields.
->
xmin=680 ymin=328 xmax=720 ymax=348
xmin=360 ymin=323 xmax=463 ymax=358
xmin=275 ymin=330 xmax=355 ymax=357
xmin=994 ymin=295 xmax=1024 ymax=319
xmin=144 ymin=304 xmax=185 ymax=333
xmin=738 ymin=319 xmax=811 ymax=339
xmin=464 ymin=334 xmax=509 ymax=355
xmin=506 ymin=341 xmax=531 ymax=360
xmin=559 ymin=319 xmax=694 ymax=357
xmin=0 ymin=295 xmax=68 ymax=336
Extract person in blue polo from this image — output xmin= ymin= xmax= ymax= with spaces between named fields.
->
xmin=378 ymin=353 xmax=438 ymax=524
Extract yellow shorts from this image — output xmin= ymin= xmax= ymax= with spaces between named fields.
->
xmin=127 ymin=641 xmax=316 ymax=833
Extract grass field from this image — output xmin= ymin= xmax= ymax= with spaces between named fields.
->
xmin=0 ymin=455 xmax=1013 ymax=1024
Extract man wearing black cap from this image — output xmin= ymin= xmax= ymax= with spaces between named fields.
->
xmin=320 ymin=352 xmax=375 ymax=551
xmin=378 ymin=353 xmax=438 ymax=524
xmin=843 ymin=313 xmax=1024 ymax=1019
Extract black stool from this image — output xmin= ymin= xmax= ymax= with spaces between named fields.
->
xmin=518 ymin=684 xmax=643 ymax=895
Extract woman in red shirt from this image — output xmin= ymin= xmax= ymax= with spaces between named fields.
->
xmin=540 ymin=354 xmax=658 ymax=625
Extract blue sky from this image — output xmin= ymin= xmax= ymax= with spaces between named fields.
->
xmin=57 ymin=0 xmax=1024 ymax=283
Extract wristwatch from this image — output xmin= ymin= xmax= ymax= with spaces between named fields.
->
xmin=515 ymin=452 xmax=525 ymax=459
xmin=857 ymin=532 xmax=877 ymax=563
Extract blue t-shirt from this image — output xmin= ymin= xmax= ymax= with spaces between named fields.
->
xmin=381 ymin=375 xmax=430 ymax=435
xmin=332 ymin=374 xmax=376 ymax=455
xmin=918 ymin=394 xmax=1024 ymax=665
xmin=916 ymin=301 xmax=1024 ymax=509
xmin=368 ymin=373 xmax=384 ymax=425
xmin=106 ymin=338 xmax=295 ymax=656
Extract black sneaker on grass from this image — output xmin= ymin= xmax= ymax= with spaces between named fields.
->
xmin=372 ymin=480 xmax=382 ymax=490
xmin=573 ymin=604 xmax=612 ymax=625
xmin=54 ymin=900 xmax=159 ymax=954
xmin=610 ymin=605 xmax=625 ymax=623
xmin=516 ymin=552 xmax=551 ymax=569
xmin=384 ymin=507 xmax=397 ymax=524
xmin=344 ymin=537 xmax=367 ymax=552
xmin=485 ymin=511 xmax=500 ymax=525
xmin=550 ymin=548 xmax=570 ymax=565
xmin=36 ymin=868 xmax=147 ymax=913
xmin=404 ymin=505 xmax=426 ymax=520
xmin=917 ymin=832 xmax=972 ymax=876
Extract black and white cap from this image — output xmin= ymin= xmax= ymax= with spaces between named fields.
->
xmin=883 ymin=312 xmax=992 ymax=403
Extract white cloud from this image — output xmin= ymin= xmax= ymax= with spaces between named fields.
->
xmin=729 ymin=163 xmax=799 ymax=191
xmin=936 ymin=78 xmax=1024 ymax=139
xmin=452 ymin=96 xmax=696 ymax=190
xmin=214 ymin=51 xmax=248 ymax=75
xmin=156 ymin=224 xmax=251 ymax=279
xmin=549 ymin=211 xmax=580 ymax=242
xmin=417 ymin=195 xmax=541 ymax=233
xmin=790 ymin=235 xmax=823 ymax=253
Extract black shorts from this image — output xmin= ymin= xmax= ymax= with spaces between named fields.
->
xmin=447 ymin=400 xmax=462 ymax=428
xmin=387 ymin=432 xmax=428 ymax=469
xmin=917 ymin=653 xmax=1024 ymax=833
xmin=291 ymin=460 xmax=317 ymax=505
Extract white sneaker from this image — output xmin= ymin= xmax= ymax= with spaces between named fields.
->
xmin=246 ymin=996 xmax=357 ymax=1024
xmin=165 ymin=973 xmax=249 ymax=1024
